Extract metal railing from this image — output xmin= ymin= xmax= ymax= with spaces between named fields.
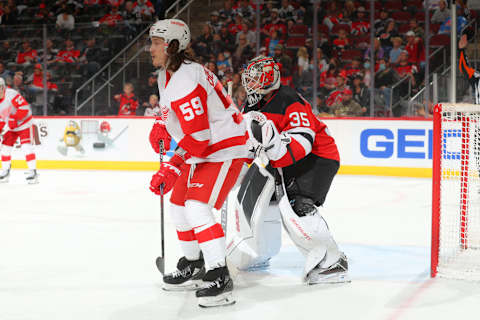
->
xmin=74 ymin=0 xmax=197 ymax=115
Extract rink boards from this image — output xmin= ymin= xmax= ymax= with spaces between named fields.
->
xmin=4 ymin=116 xmax=433 ymax=177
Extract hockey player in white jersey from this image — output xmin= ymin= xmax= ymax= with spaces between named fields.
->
xmin=147 ymin=19 xmax=249 ymax=307
xmin=226 ymin=56 xmax=349 ymax=285
xmin=0 ymin=77 xmax=38 ymax=184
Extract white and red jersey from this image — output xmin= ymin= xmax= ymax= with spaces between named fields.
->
xmin=157 ymin=62 xmax=249 ymax=164
xmin=0 ymin=88 xmax=33 ymax=132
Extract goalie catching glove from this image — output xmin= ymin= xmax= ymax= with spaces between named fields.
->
xmin=245 ymin=111 xmax=291 ymax=162
xmin=150 ymin=153 xmax=184 ymax=195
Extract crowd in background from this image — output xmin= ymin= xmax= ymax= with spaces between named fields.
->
xmin=0 ymin=0 xmax=478 ymax=117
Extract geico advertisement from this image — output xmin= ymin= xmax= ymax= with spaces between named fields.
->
xmin=6 ymin=118 xmax=165 ymax=162
xmin=323 ymin=119 xmax=433 ymax=168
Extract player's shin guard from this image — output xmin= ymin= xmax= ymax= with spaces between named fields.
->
xmin=170 ymin=204 xmax=201 ymax=261
xmin=0 ymin=147 xmax=12 ymax=183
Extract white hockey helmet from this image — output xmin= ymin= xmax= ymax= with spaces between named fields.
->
xmin=242 ymin=55 xmax=281 ymax=106
xmin=149 ymin=19 xmax=191 ymax=52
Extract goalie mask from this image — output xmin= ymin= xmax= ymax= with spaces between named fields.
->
xmin=242 ymin=56 xmax=280 ymax=107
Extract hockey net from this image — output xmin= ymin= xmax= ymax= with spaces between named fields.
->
xmin=80 ymin=119 xmax=99 ymax=137
xmin=432 ymin=103 xmax=480 ymax=280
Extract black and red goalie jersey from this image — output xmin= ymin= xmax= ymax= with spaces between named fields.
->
xmin=243 ymin=84 xmax=340 ymax=168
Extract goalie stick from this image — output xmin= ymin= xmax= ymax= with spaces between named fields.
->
xmin=220 ymin=80 xmax=234 ymax=235
xmin=155 ymin=140 xmax=166 ymax=275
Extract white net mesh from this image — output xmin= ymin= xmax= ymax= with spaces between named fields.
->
xmin=437 ymin=103 xmax=480 ymax=280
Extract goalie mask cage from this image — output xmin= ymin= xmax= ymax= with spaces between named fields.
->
xmin=432 ymin=103 xmax=480 ymax=280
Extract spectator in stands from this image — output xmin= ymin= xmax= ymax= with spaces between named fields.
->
xmin=351 ymin=6 xmax=370 ymax=36
xmin=0 ymin=41 xmax=14 ymax=62
xmin=378 ymin=19 xmax=398 ymax=52
xmin=229 ymin=11 xmax=246 ymax=36
xmin=56 ymin=9 xmax=75 ymax=33
xmin=265 ymin=30 xmax=283 ymax=57
xmin=389 ymin=37 xmax=403 ymax=64
xmin=431 ymin=0 xmax=450 ymax=24
xmin=364 ymin=38 xmax=385 ymax=61
xmin=55 ymin=38 xmax=80 ymax=77
xmin=26 ymin=63 xmax=45 ymax=95
xmin=375 ymin=57 xmax=400 ymax=112
xmin=219 ymin=0 xmax=235 ymax=23
xmin=132 ymin=0 xmax=154 ymax=20
xmin=79 ymin=36 xmax=102 ymax=78
xmin=219 ymin=25 xmax=236 ymax=52
xmin=333 ymin=28 xmax=350 ymax=52
xmin=140 ymin=94 xmax=160 ymax=116
xmin=374 ymin=9 xmax=390 ymax=34
xmin=11 ymin=72 xmax=27 ymax=98
xmin=296 ymin=46 xmax=309 ymax=77
xmin=0 ymin=2 xmax=16 ymax=25
xmin=326 ymin=71 xmax=349 ymax=107
xmin=194 ymin=24 xmax=214 ymax=59
xmin=232 ymin=33 xmax=253 ymax=70
xmin=16 ymin=41 xmax=38 ymax=65
xmin=35 ymin=2 xmax=54 ymax=24
xmin=278 ymin=0 xmax=295 ymax=23
xmin=236 ymin=21 xmax=255 ymax=46
xmin=233 ymin=87 xmax=247 ymax=108
xmin=216 ymin=52 xmax=231 ymax=75
xmin=323 ymin=1 xmax=343 ymax=31
xmin=234 ymin=0 xmax=254 ymax=20
xmin=345 ymin=57 xmax=362 ymax=79
xmin=99 ymin=5 xmax=124 ymax=27
xmin=331 ymin=88 xmax=365 ymax=116
xmin=273 ymin=44 xmax=293 ymax=82
xmin=322 ymin=60 xmax=340 ymax=92
xmin=408 ymin=18 xmax=424 ymax=39
xmin=0 ymin=62 xmax=12 ymax=82
xmin=352 ymin=74 xmax=370 ymax=112
xmin=42 ymin=39 xmax=59 ymax=66
xmin=394 ymin=50 xmax=417 ymax=88
xmin=342 ymin=1 xmax=357 ymax=21
xmin=115 ymin=82 xmax=139 ymax=115
xmin=107 ymin=0 xmax=125 ymax=8
xmin=263 ymin=8 xmax=287 ymax=39
xmin=438 ymin=6 xmax=468 ymax=36
xmin=123 ymin=1 xmax=140 ymax=23
xmin=404 ymin=31 xmax=425 ymax=67
xmin=231 ymin=72 xmax=242 ymax=93
xmin=138 ymin=71 xmax=159 ymax=103
xmin=208 ymin=11 xmax=223 ymax=34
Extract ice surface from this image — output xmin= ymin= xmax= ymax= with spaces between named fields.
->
xmin=1 ymin=170 xmax=479 ymax=320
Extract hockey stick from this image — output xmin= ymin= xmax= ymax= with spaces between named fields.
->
xmin=155 ymin=140 xmax=166 ymax=275
xmin=220 ymin=81 xmax=234 ymax=236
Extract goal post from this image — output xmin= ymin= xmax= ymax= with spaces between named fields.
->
xmin=432 ymin=103 xmax=480 ymax=280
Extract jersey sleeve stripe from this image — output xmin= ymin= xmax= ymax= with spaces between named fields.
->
xmin=191 ymin=128 xmax=211 ymax=141
xmin=178 ymin=135 xmax=210 ymax=157
xmin=214 ymin=81 xmax=232 ymax=109
xmin=203 ymin=132 xmax=249 ymax=157
xmin=270 ymin=139 xmax=306 ymax=168
xmin=290 ymin=134 xmax=313 ymax=155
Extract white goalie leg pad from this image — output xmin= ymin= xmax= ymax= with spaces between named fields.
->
xmin=226 ymin=160 xmax=282 ymax=270
xmin=278 ymin=195 xmax=341 ymax=279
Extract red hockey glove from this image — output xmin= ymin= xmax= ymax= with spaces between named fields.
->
xmin=149 ymin=121 xmax=171 ymax=154
xmin=149 ymin=154 xmax=184 ymax=195
xmin=0 ymin=121 xmax=5 ymax=133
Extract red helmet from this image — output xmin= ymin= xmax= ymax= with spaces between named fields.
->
xmin=100 ymin=121 xmax=111 ymax=133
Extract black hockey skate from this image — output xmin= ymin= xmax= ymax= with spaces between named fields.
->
xmin=0 ymin=169 xmax=10 ymax=183
xmin=196 ymin=266 xmax=235 ymax=308
xmin=25 ymin=169 xmax=38 ymax=184
xmin=162 ymin=256 xmax=205 ymax=291
xmin=306 ymin=253 xmax=350 ymax=285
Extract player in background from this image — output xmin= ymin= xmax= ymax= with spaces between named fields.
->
xmin=227 ymin=56 xmax=349 ymax=284
xmin=458 ymin=33 xmax=480 ymax=104
xmin=147 ymin=19 xmax=249 ymax=307
xmin=0 ymin=77 xmax=38 ymax=184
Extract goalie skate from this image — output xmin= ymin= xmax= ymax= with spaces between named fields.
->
xmin=162 ymin=256 xmax=205 ymax=291
xmin=305 ymin=253 xmax=350 ymax=285
xmin=196 ymin=266 xmax=235 ymax=308
xmin=25 ymin=170 xmax=38 ymax=184
xmin=0 ymin=169 xmax=10 ymax=183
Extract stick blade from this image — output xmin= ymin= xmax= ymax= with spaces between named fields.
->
xmin=156 ymin=257 xmax=165 ymax=275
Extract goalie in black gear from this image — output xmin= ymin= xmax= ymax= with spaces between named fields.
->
xmin=226 ymin=56 xmax=349 ymax=285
